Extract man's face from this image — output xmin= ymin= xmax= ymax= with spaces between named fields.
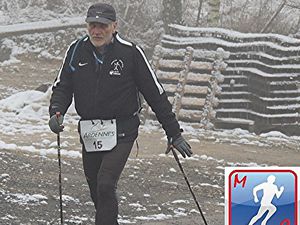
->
xmin=87 ymin=21 xmax=117 ymax=48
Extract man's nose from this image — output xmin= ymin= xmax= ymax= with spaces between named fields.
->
xmin=93 ymin=28 xmax=104 ymax=34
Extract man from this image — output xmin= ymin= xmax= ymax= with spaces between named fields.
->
xmin=48 ymin=3 xmax=192 ymax=225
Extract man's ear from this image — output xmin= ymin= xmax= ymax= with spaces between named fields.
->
xmin=112 ymin=21 xmax=118 ymax=31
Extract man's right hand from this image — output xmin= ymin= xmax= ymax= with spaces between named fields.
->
xmin=48 ymin=113 xmax=64 ymax=134
xmin=166 ymin=134 xmax=193 ymax=158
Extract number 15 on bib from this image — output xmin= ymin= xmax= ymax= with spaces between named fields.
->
xmin=79 ymin=119 xmax=117 ymax=152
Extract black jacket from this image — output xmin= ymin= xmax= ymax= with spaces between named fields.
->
xmin=49 ymin=33 xmax=180 ymax=142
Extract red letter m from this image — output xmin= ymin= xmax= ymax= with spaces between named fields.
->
xmin=234 ymin=174 xmax=247 ymax=188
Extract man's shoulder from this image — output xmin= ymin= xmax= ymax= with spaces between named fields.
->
xmin=67 ymin=35 xmax=89 ymax=51
xmin=115 ymin=33 xmax=136 ymax=48
xmin=114 ymin=34 xmax=147 ymax=58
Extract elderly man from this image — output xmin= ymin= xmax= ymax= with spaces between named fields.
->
xmin=48 ymin=3 xmax=192 ymax=225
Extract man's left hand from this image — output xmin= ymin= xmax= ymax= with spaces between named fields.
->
xmin=166 ymin=134 xmax=193 ymax=158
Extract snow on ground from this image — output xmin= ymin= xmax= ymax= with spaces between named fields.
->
xmin=0 ymin=89 xmax=298 ymax=159
xmin=0 ymin=89 xmax=298 ymax=225
xmin=0 ymin=17 xmax=84 ymax=35
xmin=5 ymin=192 xmax=48 ymax=206
xmin=1 ymin=25 xmax=86 ymax=67
xmin=2 ymin=34 xmax=66 ymax=66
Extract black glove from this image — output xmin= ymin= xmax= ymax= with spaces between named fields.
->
xmin=166 ymin=134 xmax=193 ymax=158
xmin=48 ymin=112 xmax=64 ymax=134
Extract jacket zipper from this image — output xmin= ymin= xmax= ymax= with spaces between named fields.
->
xmin=93 ymin=52 xmax=104 ymax=117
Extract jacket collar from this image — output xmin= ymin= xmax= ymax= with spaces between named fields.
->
xmin=86 ymin=34 xmax=115 ymax=55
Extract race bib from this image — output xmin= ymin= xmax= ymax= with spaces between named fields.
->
xmin=79 ymin=119 xmax=117 ymax=152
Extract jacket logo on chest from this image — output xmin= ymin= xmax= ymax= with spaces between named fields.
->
xmin=109 ymin=59 xmax=124 ymax=76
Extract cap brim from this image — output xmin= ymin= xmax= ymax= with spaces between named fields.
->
xmin=85 ymin=17 xmax=114 ymax=24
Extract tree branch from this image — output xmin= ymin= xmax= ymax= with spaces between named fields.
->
xmin=196 ymin=0 xmax=203 ymax=27
xmin=260 ymin=0 xmax=287 ymax=33
xmin=286 ymin=3 xmax=300 ymax=10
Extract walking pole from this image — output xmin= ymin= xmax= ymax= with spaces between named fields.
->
xmin=170 ymin=147 xmax=208 ymax=225
xmin=56 ymin=112 xmax=64 ymax=225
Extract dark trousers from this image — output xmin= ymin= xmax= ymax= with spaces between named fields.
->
xmin=82 ymin=142 xmax=134 ymax=225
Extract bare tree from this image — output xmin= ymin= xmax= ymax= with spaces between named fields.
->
xmin=207 ymin=0 xmax=221 ymax=27
xmin=286 ymin=0 xmax=300 ymax=34
xmin=218 ymin=0 xmax=300 ymax=34
xmin=162 ymin=0 xmax=183 ymax=33
xmin=260 ymin=0 xmax=287 ymax=33
xmin=196 ymin=0 xmax=204 ymax=27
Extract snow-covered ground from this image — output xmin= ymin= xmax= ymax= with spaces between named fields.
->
xmin=0 ymin=86 xmax=299 ymax=224
xmin=0 ymin=89 xmax=299 ymax=159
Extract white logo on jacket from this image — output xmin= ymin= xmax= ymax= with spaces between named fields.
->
xmin=109 ymin=59 xmax=124 ymax=76
xmin=78 ymin=62 xmax=88 ymax=67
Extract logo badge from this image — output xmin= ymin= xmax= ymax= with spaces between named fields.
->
xmin=78 ymin=62 xmax=88 ymax=67
xmin=225 ymin=167 xmax=299 ymax=225
xmin=109 ymin=59 xmax=124 ymax=76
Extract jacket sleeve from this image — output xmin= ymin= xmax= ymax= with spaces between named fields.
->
xmin=49 ymin=42 xmax=75 ymax=117
xmin=133 ymin=45 xmax=180 ymax=137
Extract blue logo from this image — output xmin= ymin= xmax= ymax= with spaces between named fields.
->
xmin=225 ymin=168 xmax=299 ymax=225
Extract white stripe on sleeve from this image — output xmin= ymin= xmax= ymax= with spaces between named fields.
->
xmin=136 ymin=45 xmax=164 ymax=95
xmin=115 ymin=33 xmax=133 ymax=46
xmin=53 ymin=40 xmax=77 ymax=87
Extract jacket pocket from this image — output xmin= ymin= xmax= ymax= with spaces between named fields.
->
xmin=117 ymin=115 xmax=140 ymax=138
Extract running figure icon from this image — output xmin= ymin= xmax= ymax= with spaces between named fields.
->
xmin=248 ymin=175 xmax=284 ymax=225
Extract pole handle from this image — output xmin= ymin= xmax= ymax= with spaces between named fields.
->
xmin=56 ymin=111 xmax=61 ymax=118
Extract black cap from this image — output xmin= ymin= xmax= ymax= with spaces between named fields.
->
xmin=85 ymin=3 xmax=116 ymax=24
